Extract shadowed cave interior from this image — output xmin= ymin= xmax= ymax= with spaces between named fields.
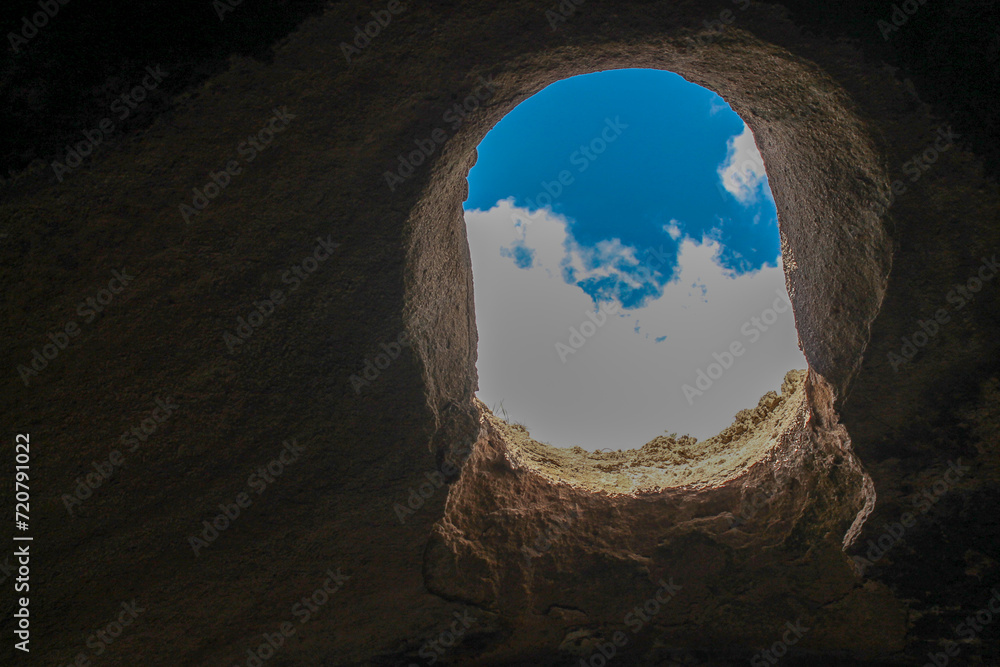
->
xmin=2 ymin=1 xmax=999 ymax=665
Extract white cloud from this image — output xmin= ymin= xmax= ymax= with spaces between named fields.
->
xmin=465 ymin=200 xmax=807 ymax=452
xmin=491 ymin=199 xmax=663 ymax=302
xmin=709 ymin=95 xmax=727 ymax=116
xmin=718 ymin=124 xmax=768 ymax=205
xmin=663 ymin=219 xmax=683 ymax=240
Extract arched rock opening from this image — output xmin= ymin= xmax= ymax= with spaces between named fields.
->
xmin=401 ymin=26 xmax=896 ymax=654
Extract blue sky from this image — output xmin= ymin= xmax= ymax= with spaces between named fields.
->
xmin=464 ymin=68 xmax=805 ymax=451
xmin=466 ymin=68 xmax=780 ymax=309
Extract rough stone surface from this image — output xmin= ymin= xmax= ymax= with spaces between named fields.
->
xmin=424 ymin=369 xmax=892 ymax=661
xmin=1 ymin=1 xmax=998 ymax=665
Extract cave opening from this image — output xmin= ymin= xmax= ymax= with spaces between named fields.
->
xmin=411 ymin=37 xmax=891 ymax=619
xmin=462 ymin=68 xmax=807 ymax=454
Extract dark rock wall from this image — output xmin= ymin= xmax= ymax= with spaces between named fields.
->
xmin=1 ymin=1 xmax=998 ymax=665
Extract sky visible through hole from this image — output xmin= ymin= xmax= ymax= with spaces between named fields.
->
xmin=464 ymin=68 xmax=807 ymax=452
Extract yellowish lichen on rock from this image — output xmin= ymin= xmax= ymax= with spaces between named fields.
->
xmin=479 ymin=369 xmax=808 ymax=495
